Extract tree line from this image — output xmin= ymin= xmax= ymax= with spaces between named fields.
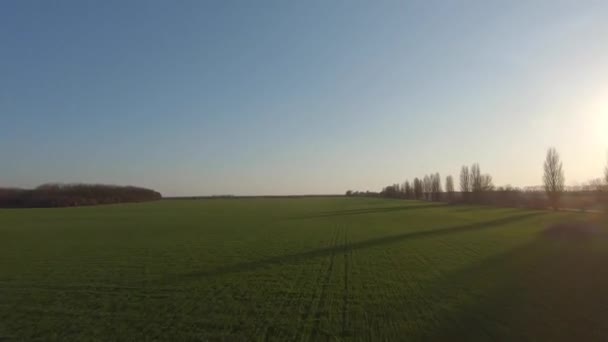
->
xmin=372 ymin=163 xmax=496 ymax=203
xmin=0 ymin=183 xmax=162 ymax=208
xmin=347 ymin=148 xmax=608 ymax=211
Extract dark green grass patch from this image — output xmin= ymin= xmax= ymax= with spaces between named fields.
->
xmin=1 ymin=198 xmax=607 ymax=341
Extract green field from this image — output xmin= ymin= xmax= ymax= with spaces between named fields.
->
xmin=2 ymin=198 xmax=608 ymax=341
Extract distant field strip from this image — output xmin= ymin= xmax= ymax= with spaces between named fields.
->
xmin=1 ymin=198 xmax=608 ymax=341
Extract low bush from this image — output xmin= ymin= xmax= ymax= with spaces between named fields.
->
xmin=0 ymin=184 xmax=161 ymax=208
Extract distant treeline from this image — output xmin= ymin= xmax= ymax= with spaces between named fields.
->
xmin=0 ymin=184 xmax=162 ymax=208
xmin=164 ymin=194 xmax=344 ymax=200
xmin=347 ymin=150 xmax=608 ymax=212
xmin=348 ymin=187 xmax=608 ymax=211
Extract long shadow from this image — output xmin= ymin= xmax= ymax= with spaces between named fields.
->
xmin=410 ymin=219 xmax=608 ymax=341
xmin=161 ymin=212 xmax=544 ymax=284
xmin=293 ymin=203 xmax=448 ymax=219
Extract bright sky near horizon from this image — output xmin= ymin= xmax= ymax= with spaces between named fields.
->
xmin=1 ymin=1 xmax=607 ymax=196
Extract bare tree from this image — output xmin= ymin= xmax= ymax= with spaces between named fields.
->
xmin=471 ymin=163 xmax=482 ymax=193
xmin=460 ymin=166 xmax=470 ymax=202
xmin=431 ymin=172 xmax=442 ymax=201
xmin=436 ymin=172 xmax=442 ymax=192
xmin=467 ymin=163 xmax=494 ymax=202
xmin=404 ymin=180 xmax=412 ymax=199
xmin=413 ymin=178 xmax=423 ymax=200
xmin=430 ymin=174 xmax=436 ymax=201
xmin=480 ymin=174 xmax=494 ymax=191
xmin=423 ymin=175 xmax=431 ymax=201
xmin=381 ymin=184 xmax=401 ymax=198
xmin=543 ymin=147 xmax=565 ymax=210
xmin=445 ymin=175 xmax=455 ymax=201
xmin=583 ymin=178 xmax=604 ymax=192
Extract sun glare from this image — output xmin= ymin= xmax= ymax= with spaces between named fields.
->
xmin=587 ymin=92 xmax=608 ymax=146
xmin=601 ymin=114 xmax=608 ymax=146
xmin=598 ymin=105 xmax=608 ymax=146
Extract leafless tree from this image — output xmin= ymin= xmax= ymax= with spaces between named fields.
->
xmin=445 ymin=175 xmax=455 ymax=201
xmin=467 ymin=163 xmax=494 ymax=202
xmin=430 ymin=172 xmax=442 ymax=201
xmin=543 ymin=147 xmax=565 ymax=210
xmin=404 ymin=180 xmax=412 ymax=199
xmin=381 ymin=184 xmax=400 ymax=198
xmin=413 ymin=178 xmax=423 ymax=200
xmin=460 ymin=166 xmax=471 ymax=202
xmin=583 ymin=178 xmax=604 ymax=192
xmin=480 ymin=174 xmax=494 ymax=191
xmin=423 ymin=175 xmax=431 ymax=201
xmin=471 ymin=163 xmax=482 ymax=193
xmin=435 ymin=173 xmax=442 ymax=192
xmin=460 ymin=166 xmax=470 ymax=192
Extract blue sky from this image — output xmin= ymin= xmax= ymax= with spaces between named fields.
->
xmin=1 ymin=1 xmax=607 ymax=196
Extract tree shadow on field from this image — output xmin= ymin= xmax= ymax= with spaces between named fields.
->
xmin=411 ymin=216 xmax=608 ymax=341
xmin=161 ymin=212 xmax=544 ymax=285
xmin=293 ymin=203 xmax=449 ymax=219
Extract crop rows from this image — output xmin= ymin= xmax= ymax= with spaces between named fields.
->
xmin=2 ymin=198 xmax=608 ymax=341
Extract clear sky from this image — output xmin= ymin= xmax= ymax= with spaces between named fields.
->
xmin=1 ymin=1 xmax=607 ymax=196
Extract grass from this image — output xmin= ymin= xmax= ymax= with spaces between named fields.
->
xmin=1 ymin=197 xmax=608 ymax=341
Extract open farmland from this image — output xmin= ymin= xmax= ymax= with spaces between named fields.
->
xmin=1 ymin=198 xmax=608 ymax=341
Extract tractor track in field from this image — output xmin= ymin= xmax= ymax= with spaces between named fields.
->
xmin=309 ymin=225 xmax=341 ymax=341
xmin=293 ymin=226 xmax=340 ymax=342
xmin=341 ymin=227 xmax=353 ymax=338
xmin=256 ymin=250 xmax=312 ymax=341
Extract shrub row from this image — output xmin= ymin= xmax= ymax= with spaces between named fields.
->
xmin=0 ymin=184 xmax=161 ymax=208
